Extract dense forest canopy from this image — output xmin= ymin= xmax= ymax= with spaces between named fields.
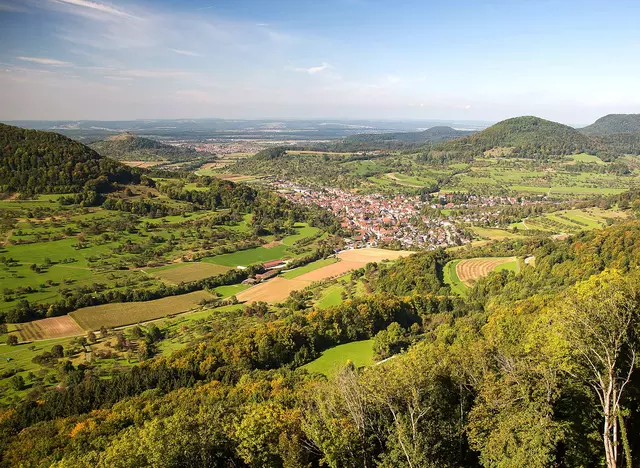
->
xmin=343 ymin=125 xmax=473 ymax=145
xmin=0 ymin=124 xmax=142 ymax=194
xmin=580 ymin=113 xmax=640 ymax=135
xmin=430 ymin=116 xmax=599 ymax=159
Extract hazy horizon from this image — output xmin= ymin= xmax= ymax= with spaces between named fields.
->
xmin=1 ymin=0 xmax=639 ymax=124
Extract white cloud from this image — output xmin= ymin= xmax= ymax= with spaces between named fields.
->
xmin=169 ymin=48 xmax=202 ymax=57
xmin=48 ymin=0 xmax=137 ymax=19
xmin=16 ymin=56 xmax=72 ymax=66
xmin=291 ymin=62 xmax=332 ymax=75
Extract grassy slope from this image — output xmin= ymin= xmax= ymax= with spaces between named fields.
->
xmin=301 ymin=340 xmax=375 ymax=377
xmin=443 ymin=260 xmax=468 ymax=296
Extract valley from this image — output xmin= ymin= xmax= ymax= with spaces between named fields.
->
xmin=0 ymin=114 xmax=639 ymax=467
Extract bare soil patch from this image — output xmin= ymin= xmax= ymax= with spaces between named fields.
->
xmin=337 ymin=248 xmax=413 ymax=263
xmin=296 ymin=261 xmax=364 ymax=282
xmin=237 ymin=249 xmax=414 ymax=304
xmin=262 ymin=240 xmax=283 ymax=249
xmin=14 ymin=316 xmax=84 ymax=341
xmin=236 ymin=277 xmax=311 ymax=303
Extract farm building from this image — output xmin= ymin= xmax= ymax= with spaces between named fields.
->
xmin=263 ymin=259 xmax=285 ymax=269
xmin=255 ymin=270 xmax=279 ymax=282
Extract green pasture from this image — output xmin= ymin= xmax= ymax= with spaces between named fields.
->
xmin=301 ymin=340 xmax=375 ymax=377
xmin=315 ymin=283 xmax=346 ymax=309
xmin=443 ymin=260 xmax=467 ymax=296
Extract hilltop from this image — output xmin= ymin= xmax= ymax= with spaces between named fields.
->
xmin=345 ymin=126 xmax=473 ymax=145
xmin=90 ymin=133 xmax=209 ymax=162
xmin=0 ymin=124 xmax=142 ymax=194
xmin=429 ymin=116 xmax=598 ymax=159
xmin=580 ymin=114 xmax=640 ymax=135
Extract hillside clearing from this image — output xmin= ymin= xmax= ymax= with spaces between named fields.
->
xmin=301 ymin=340 xmax=375 ymax=377
xmin=456 ymin=257 xmax=520 ymax=287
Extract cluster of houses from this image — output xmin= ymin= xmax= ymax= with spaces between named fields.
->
xmin=431 ymin=193 xmax=545 ymax=210
xmin=275 ymin=182 xmax=472 ymax=249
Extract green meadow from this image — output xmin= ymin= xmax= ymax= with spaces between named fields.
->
xmin=301 ymin=340 xmax=375 ymax=377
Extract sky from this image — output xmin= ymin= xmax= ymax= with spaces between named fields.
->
xmin=1 ymin=0 xmax=639 ymax=124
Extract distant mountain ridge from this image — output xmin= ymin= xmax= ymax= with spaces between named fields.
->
xmin=90 ymin=133 xmax=208 ymax=162
xmin=580 ymin=114 xmax=640 ymax=135
xmin=0 ymin=124 xmax=142 ymax=194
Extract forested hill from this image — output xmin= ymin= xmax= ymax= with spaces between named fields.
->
xmin=430 ymin=116 xmax=598 ymax=159
xmin=0 ymin=124 xmax=142 ymax=194
xmin=580 ymin=114 xmax=640 ymax=135
xmin=345 ymin=126 xmax=473 ymax=145
xmin=90 ymin=133 xmax=208 ymax=162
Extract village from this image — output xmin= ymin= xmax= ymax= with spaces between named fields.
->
xmin=274 ymin=182 xmax=473 ymax=249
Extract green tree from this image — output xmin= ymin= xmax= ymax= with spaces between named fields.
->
xmin=9 ymin=374 xmax=25 ymax=391
xmin=560 ymin=270 xmax=639 ymax=468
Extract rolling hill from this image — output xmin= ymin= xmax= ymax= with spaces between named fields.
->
xmin=90 ymin=133 xmax=210 ymax=162
xmin=346 ymin=126 xmax=474 ymax=145
xmin=580 ymin=114 xmax=640 ymax=136
xmin=0 ymin=124 xmax=143 ymax=194
xmin=431 ymin=116 xmax=598 ymax=158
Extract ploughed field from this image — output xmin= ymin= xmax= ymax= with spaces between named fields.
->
xmin=455 ymin=257 xmax=520 ymax=287
xmin=444 ymin=256 xmax=521 ymax=294
xmin=13 ymin=315 xmax=84 ymax=341
xmin=236 ymin=248 xmax=413 ymax=304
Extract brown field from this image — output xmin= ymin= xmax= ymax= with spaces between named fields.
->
xmin=14 ymin=315 xmax=84 ymax=341
xmin=121 ymin=161 xmax=165 ymax=168
xmin=262 ymin=240 xmax=283 ymax=248
xmin=456 ymin=257 xmax=518 ymax=287
xmin=237 ymin=248 xmax=414 ymax=304
xmin=149 ymin=262 xmax=230 ymax=284
xmin=70 ymin=290 xmax=214 ymax=330
xmin=236 ymin=277 xmax=310 ymax=303
xmin=295 ymin=261 xmax=364 ymax=282
xmin=337 ymin=248 xmax=413 ymax=263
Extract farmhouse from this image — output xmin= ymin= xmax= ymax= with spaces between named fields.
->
xmin=255 ymin=269 xmax=279 ymax=282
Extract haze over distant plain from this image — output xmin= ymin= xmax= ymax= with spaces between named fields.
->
xmin=1 ymin=0 xmax=639 ymax=124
